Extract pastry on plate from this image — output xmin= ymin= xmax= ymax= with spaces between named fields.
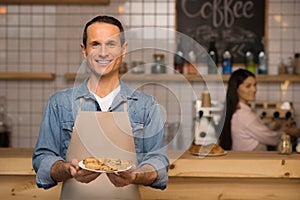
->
xmin=82 ymin=157 xmax=132 ymax=172
xmin=189 ymin=143 xmax=225 ymax=155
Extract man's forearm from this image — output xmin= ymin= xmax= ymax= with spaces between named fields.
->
xmin=134 ymin=164 xmax=157 ymax=185
xmin=50 ymin=160 xmax=72 ymax=182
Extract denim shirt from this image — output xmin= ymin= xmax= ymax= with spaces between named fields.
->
xmin=32 ymin=78 xmax=169 ymax=190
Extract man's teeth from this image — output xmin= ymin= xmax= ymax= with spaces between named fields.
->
xmin=96 ymin=60 xmax=111 ymax=64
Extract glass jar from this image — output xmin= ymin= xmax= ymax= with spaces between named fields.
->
xmin=278 ymin=133 xmax=292 ymax=154
xmin=151 ymin=54 xmax=166 ymax=74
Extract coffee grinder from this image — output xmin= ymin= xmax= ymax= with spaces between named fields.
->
xmin=193 ymin=91 xmax=222 ymax=145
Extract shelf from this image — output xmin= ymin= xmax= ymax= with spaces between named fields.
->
xmin=0 ymin=0 xmax=109 ymax=4
xmin=0 ymin=72 xmax=55 ymax=81
xmin=64 ymin=73 xmax=300 ymax=83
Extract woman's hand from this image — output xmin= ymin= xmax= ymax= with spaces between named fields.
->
xmin=285 ymin=127 xmax=300 ymax=137
xmin=280 ymin=121 xmax=300 ymax=137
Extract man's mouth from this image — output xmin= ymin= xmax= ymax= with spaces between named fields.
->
xmin=95 ymin=59 xmax=112 ymax=65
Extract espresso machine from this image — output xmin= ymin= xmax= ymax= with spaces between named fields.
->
xmin=248 ymin=101 xmax=295 ymax=129
xmin=249 ymin=101 xmax=297 ymax=150
xmin=193 ymin=92 xmax=223 ymax=145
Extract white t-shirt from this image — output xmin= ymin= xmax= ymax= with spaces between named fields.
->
xmin=91 ymin=86 xmax=120 ymax=112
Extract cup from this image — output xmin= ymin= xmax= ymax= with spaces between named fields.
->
xmin=201 ymin=91 xmax=211 ymax=107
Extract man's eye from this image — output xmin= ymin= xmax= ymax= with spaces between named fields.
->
xmin=89 ymin=43 xmax=100 ymax=48
xmin=107 ymin=42 xmax=116 ymax=47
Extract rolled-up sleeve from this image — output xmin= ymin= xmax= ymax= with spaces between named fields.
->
xmin=35 ymin=156 xmax=63 ymax=189
xmin=32 ymin=95 xmax=65 ymax=189
xmin=139 ymin=97 xmax=169 ymax=189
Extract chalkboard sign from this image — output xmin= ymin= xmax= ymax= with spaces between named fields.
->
xmin=176 ymin=0 xmax=266 ymax=64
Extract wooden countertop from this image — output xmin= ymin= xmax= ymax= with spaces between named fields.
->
xmin=168 ymin=150 xmax=300 ymax=178
xmin=0 ymin=148 xmax=35 ymax=175
xmin=1 ymin=148 xmax=300 ymax=179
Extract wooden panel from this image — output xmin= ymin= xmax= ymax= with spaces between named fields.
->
xmin=0 ymin=176 xmax=61 ymax=200
xmin=140 ymin=177 xmax=300 ymax=200
xmin=1 ymin=176 xmax=299 ymax=200
xmin=0 ymin=72 xmax=55 ymax=81
xmin=1 ymin=149 xmax=300 ymax=200
xmin=0 ymin=0 xmax=109 ymax=4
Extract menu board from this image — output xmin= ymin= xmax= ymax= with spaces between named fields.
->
xmin=176 ymin=0 xmax=266 ymax=64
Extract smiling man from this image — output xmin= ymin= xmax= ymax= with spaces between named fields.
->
xmin=32 ymin=16 xmax=169 ymax=199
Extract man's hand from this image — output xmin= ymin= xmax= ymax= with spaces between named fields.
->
xmin=106 ymin=166 xmax=137 ymax=187
xmin=70 ymin=159 xmax=101 ymax=183
xmin=106 ymin=164 xmax=157 ymax=187
xmin=50 ymin=159 xmax=101 ymax=183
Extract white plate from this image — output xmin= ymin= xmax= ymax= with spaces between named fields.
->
xmin=190 ymin=151 xmax=228 ymax=157
xmin=78 ymin=160 xmax=133 ymax=173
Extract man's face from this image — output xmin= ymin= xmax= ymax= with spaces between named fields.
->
xmin=81 ymin=22 xmax=127 ymax=77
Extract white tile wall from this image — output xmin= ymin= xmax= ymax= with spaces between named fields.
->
xmin=0 ymin=0 xmax=300 ymax=148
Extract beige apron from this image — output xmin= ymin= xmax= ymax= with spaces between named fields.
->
xmin=60 ymin=102 xmax=141 ymax=200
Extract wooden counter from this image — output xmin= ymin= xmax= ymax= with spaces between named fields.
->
xmin=1 ymin=148 xmax=300 ymax=200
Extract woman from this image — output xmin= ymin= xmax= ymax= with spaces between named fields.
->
xmin=219 ymin=68 xmax=299 ymax=151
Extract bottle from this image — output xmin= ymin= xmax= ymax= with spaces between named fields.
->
xmin=258 ymin=51 xmax=267 ymax=74
xmin=257 ymin=37 xmax=267 ymax=74
xmin=286 ymin=56 xmax=294 ymax=74
xmin=207 ymin=39 xmax=218 ymax=74
xmin=0 ymin=97 xmax=12 ymax=147
xmin=174 ymin=50 xmax=184 ymax=74
xmin=222 ymin=50 xmax=232 ymax=74
xmin=244 ymin=43 xmax=255 ymax=74
xmin=294 ymin=53 xmax=300 ymax=75
xmin=278 ymin=59 xmax=287 ymax=74
xmin=187 ymin=51 xmax=197 ymax=74
xmin=151 ymin=54 xmax=166 ymax=74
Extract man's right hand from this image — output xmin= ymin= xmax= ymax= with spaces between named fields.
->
xmin=50 ymin=159 xmax=101 ymax=184
xmin=70 ymin=159 xmax=101 ymax=183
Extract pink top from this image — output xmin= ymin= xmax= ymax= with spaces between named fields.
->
xmin=231 ymin=102 xmax=282 ymax=151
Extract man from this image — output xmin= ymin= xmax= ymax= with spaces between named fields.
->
xmin=32 ymin=15 xmax=169 ymax=199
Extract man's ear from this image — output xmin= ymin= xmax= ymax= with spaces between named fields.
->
xmin=80 ymin=43 xmax=87 ymax=58
xmin=121 ymin=42 xmax=128 ymax=58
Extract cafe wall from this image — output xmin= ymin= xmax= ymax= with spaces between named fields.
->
xmin=0 ymin=0 xmax=300 ymax=148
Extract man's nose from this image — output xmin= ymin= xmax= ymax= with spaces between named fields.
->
xmin=97 ymin=46 xmax=109 ymax=58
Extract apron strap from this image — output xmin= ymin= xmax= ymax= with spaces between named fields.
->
xmin=123 ymin=102 xmax=127 ymax=113
xmin=79 ymin=98 xmax=83 ymax=111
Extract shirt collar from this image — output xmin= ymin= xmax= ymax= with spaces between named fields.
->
xmin=72 ymin=77 xmax=139 ymax=103
xmin=72 ymin=77 xmax=94 ymax=101
xmin=239 ymin=101 xmax=251 ymax=110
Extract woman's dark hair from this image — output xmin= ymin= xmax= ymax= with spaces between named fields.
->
xmin=82 ymin=15 xmax=125 ymax=47
xmin=219 ymin=68 xmax=255 ymax=150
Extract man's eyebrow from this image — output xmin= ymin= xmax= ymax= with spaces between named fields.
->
xmin=89 ymin=41 xmax=100 ymax=45
xmin=105 ymin=38 xmax=119 ymax=43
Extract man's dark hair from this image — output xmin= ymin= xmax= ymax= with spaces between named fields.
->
xmin=82 ymin=15 xmax=125 ymax=47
